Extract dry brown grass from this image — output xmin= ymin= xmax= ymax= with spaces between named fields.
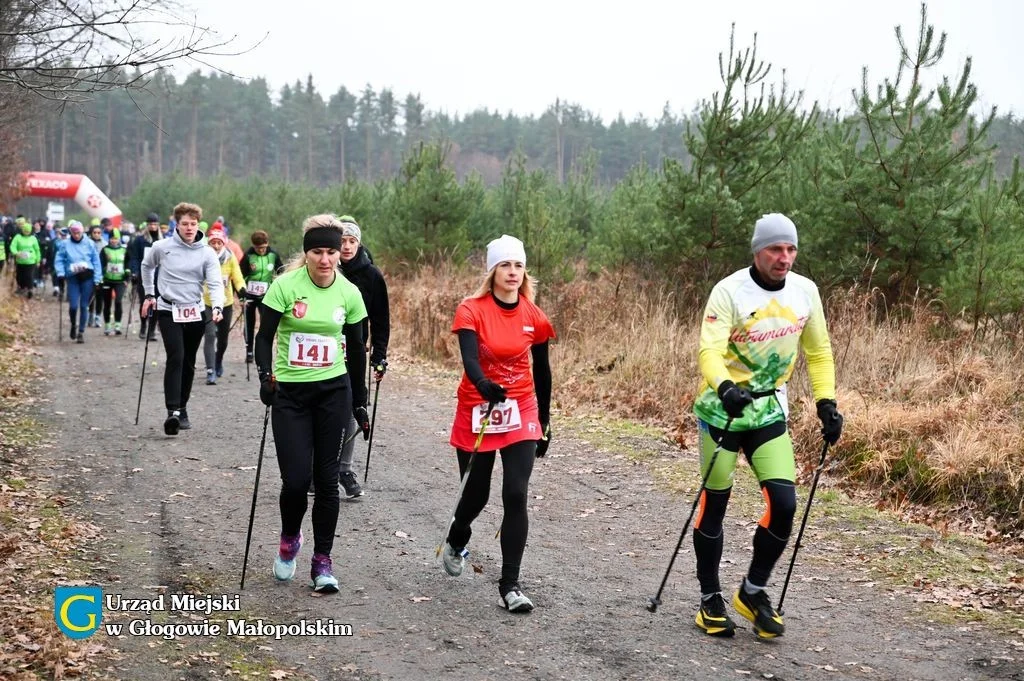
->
xmin=389 ymin=267 xmax=1024 ymax=539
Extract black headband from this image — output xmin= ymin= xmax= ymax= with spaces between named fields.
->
xmin=303 ymin=227 xmax=342 ymax=252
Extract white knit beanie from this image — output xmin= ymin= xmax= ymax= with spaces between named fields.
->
xmin=485 ymin=235 xmax=527 ymax=272
xmin=751 ymin=213 xmax=798 ymax=253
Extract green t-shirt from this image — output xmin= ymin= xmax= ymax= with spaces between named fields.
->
xmin=262 ymin=267 xmax=368 ymax=383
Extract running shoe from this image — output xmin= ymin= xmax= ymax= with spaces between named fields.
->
xmin=498 ymin=584 xmax=534 ymax=613
xmin=310 ymin=553 xmax=339 ymax=593
xmin=273 ymin=532 xmax=302 ymax=581
xmin=733 ymin=580 xmax=785 ymax=639
xmin=339 ymin=471 xmax=363 ymax=499
xmin=695 ymin=593 xmax=737 ymax=637
xmin=163 ymin=410 xmax=181 ymax=436
xmin=441 ymin=542 xmax=468 ymax=577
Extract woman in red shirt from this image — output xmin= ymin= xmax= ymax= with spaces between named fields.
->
xmin=441 ymin=235 xmax=555 ymax=613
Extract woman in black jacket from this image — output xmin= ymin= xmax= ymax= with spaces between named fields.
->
xmin=335 ymin=215 xmax=390 ymax=498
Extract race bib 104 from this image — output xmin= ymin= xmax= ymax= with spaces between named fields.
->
xmin=246 ymin=280 xmax=268 ymax=296
xmin=472 ymin=399 xmax=522 ymax=434
xmin=288 ymin=332 xmax=338 ymax=369
xmin=172 ymin=302 xmax=203 ymax=323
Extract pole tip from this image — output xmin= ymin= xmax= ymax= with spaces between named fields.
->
xmin=646 ymin=597 xmax=661 ymax=613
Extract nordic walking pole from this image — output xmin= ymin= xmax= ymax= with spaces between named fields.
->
xmin=647 ymin=416 xmax=734 ymax=613
xmin=363 ymin=374 xmax=382 ymax=483
xmin=57 ymin=285 xmax=63 ymax=342
xmin=778 ymin=437 xmax=832 ymax=614
xmin=435 ymin=401 xmax=497 ymax=558
xmin=242 ymin=301 xmax=251 ymax=382
xmin=240 ymin=404 xmax=271 ymax=590
xmin=134 ymin=311 xmax=154 ymax=426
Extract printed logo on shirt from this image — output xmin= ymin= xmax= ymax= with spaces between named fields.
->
xmin=523 ymin=325 xmax=534 ymax=332
xmin=706 ymin=314 xmax=718 ymax=323
xmin=332 ymin=307 xmax=346 ymax=324
xmin=293 ymin=298 xmax=308 ymax=319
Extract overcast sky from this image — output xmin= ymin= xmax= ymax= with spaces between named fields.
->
xmin=175 ymin=0 xmax=1020 ymax=121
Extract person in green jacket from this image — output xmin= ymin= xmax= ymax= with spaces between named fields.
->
xmin=10 ymin=218 xmax=41 ymax=298
xmin=99 ymin=229 xmax=128 ymax=335
xmin=0 ymin=232 xmax=6 ymax=276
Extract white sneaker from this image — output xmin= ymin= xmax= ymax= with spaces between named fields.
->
xmin=441 ymin=542 xmax=468 ymax=577
xmin=499 ymin=586 xmax=534 ymax=613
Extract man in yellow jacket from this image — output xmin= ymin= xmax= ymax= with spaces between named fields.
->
xmin=202 ymin=225 xmax=245 ymax=385
xmin=691 ymin=213 xmax=843 ymax=640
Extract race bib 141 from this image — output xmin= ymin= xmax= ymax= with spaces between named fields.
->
xmin=288 ymin=332 xmax=338 ymax=369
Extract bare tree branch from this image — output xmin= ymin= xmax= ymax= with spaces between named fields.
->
xmin=0 ymin=0 xmax=256 ymax=104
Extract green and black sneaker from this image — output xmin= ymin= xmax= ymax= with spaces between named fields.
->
xmin=733 ymin=582 xmax=785 ymax=639
xmin=695 ymin=593 xmax=736 ymax=637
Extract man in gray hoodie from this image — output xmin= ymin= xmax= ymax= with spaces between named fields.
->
xmin=141 ymin=202 xmax=225 ymax=436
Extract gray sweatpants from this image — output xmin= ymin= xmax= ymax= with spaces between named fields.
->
xmin=338 ymin=413 xmax=358 ymax=473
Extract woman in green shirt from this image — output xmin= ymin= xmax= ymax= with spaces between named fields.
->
xmin=254 ymin=214 xmax=368 ymax=594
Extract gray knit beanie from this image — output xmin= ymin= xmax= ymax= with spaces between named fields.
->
xmin=751 ymin=213 xmax=798 ymax=253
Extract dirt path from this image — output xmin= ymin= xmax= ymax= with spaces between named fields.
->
xmin=33 ymin=296 xmax=1022 ymax=681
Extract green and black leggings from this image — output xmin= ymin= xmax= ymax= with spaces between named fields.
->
xmin=693 ymin=419 xmax=797 ymax=595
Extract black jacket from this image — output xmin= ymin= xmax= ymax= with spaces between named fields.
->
xmin=339 ymin=247 xmax=390 ymax=364
xmin=127 ymin=230 xmax=161 ymax=277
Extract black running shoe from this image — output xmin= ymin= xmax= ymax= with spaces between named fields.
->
xmin=733 ymin=583 xmax=785 ymax=638
xmin=696 ymin=593 xmax=737 ymax=637
xmin=164 ymin=410 xmax=181 ymax=436
xmin=339 ymin=471 xmax=363 ymax=499
xmin=178 ymin=409 xmax=192 ymax=430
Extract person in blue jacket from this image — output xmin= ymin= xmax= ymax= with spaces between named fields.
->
xmin=55 ymin=220 xmax=103 ymax=343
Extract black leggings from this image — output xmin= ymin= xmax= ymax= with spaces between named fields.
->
xmin=156 ymin=310 xmax=208 ymax=410
xmin=447 ymin=440 xmax=537 ymax=590
xmin=272 ymin=375 xmax=352 ymax=556
xmin=101 ymin=282 xmax=125 ymax=323
xmin=15 ymin=263 xmax=34 ymax=291
xmin=244 ymin=297 xmax=262 ymax=352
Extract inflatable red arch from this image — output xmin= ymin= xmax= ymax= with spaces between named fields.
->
xmin=20 ymin=171 xmax=122 ymax=227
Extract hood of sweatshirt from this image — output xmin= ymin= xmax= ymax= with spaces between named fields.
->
xmin=175 ymin=230 xmax=207 ymax=250
xmin=340 ymin=247 xmax=371 ymax=276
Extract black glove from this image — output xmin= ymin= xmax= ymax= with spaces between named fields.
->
xmin=353 ymin=405 xmax=371 ymax=440
xmin=717 ymin=380 xmax=753 ymax=419
xmin=475 ymin=378 xmax=507 ymax=403
xmin=259 ymin=373 xmax=277 ymax=406
xmin=372 ymin=357 xmax=388 ymax=381
xmin=536 ymin=422 xmax=551 ymax=458
xmin=236 ymin=289 xmax=246 ymax=301
xmin=816 ymin=399 xmax=844 ymax=445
